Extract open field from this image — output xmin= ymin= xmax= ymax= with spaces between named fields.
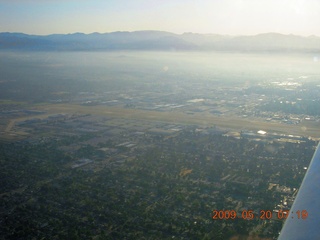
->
xmin=2 ymin=103 xmax=320 ymax=141
xmin=31 ymin=103 xmax=320 ymax=138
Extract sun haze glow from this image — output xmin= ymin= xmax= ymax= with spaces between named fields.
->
xmin=0 ymin=0 xmax=319 ymax=36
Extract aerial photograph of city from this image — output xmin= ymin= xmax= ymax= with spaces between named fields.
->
xmin=1 ymin=1 xmax=320 ymax=239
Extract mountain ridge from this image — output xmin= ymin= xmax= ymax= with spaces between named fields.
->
xmin=1 ymin=31 xmax=319 ymax=52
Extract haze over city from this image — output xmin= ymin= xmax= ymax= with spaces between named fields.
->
xmin=1 ymin=0 xmax=320 ymax=36
xmin=1 ymin=0 xmax=320 ymax=239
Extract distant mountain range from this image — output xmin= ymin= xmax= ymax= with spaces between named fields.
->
xmin=0 ymin=31 xmax=319 ymax=52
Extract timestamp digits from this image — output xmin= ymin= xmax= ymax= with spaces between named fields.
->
xmin=211 ymin=209 xmax=308 ymax=220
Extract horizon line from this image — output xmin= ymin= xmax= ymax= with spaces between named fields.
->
xmin=1 ymin=30 xmax=319 ymax=38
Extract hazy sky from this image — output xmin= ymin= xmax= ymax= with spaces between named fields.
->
xmin=1 ymin=0 xmax=320 ymax=36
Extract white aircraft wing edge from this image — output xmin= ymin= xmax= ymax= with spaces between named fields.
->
xmin=278 ymin=142 xmax=320 ymax=239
